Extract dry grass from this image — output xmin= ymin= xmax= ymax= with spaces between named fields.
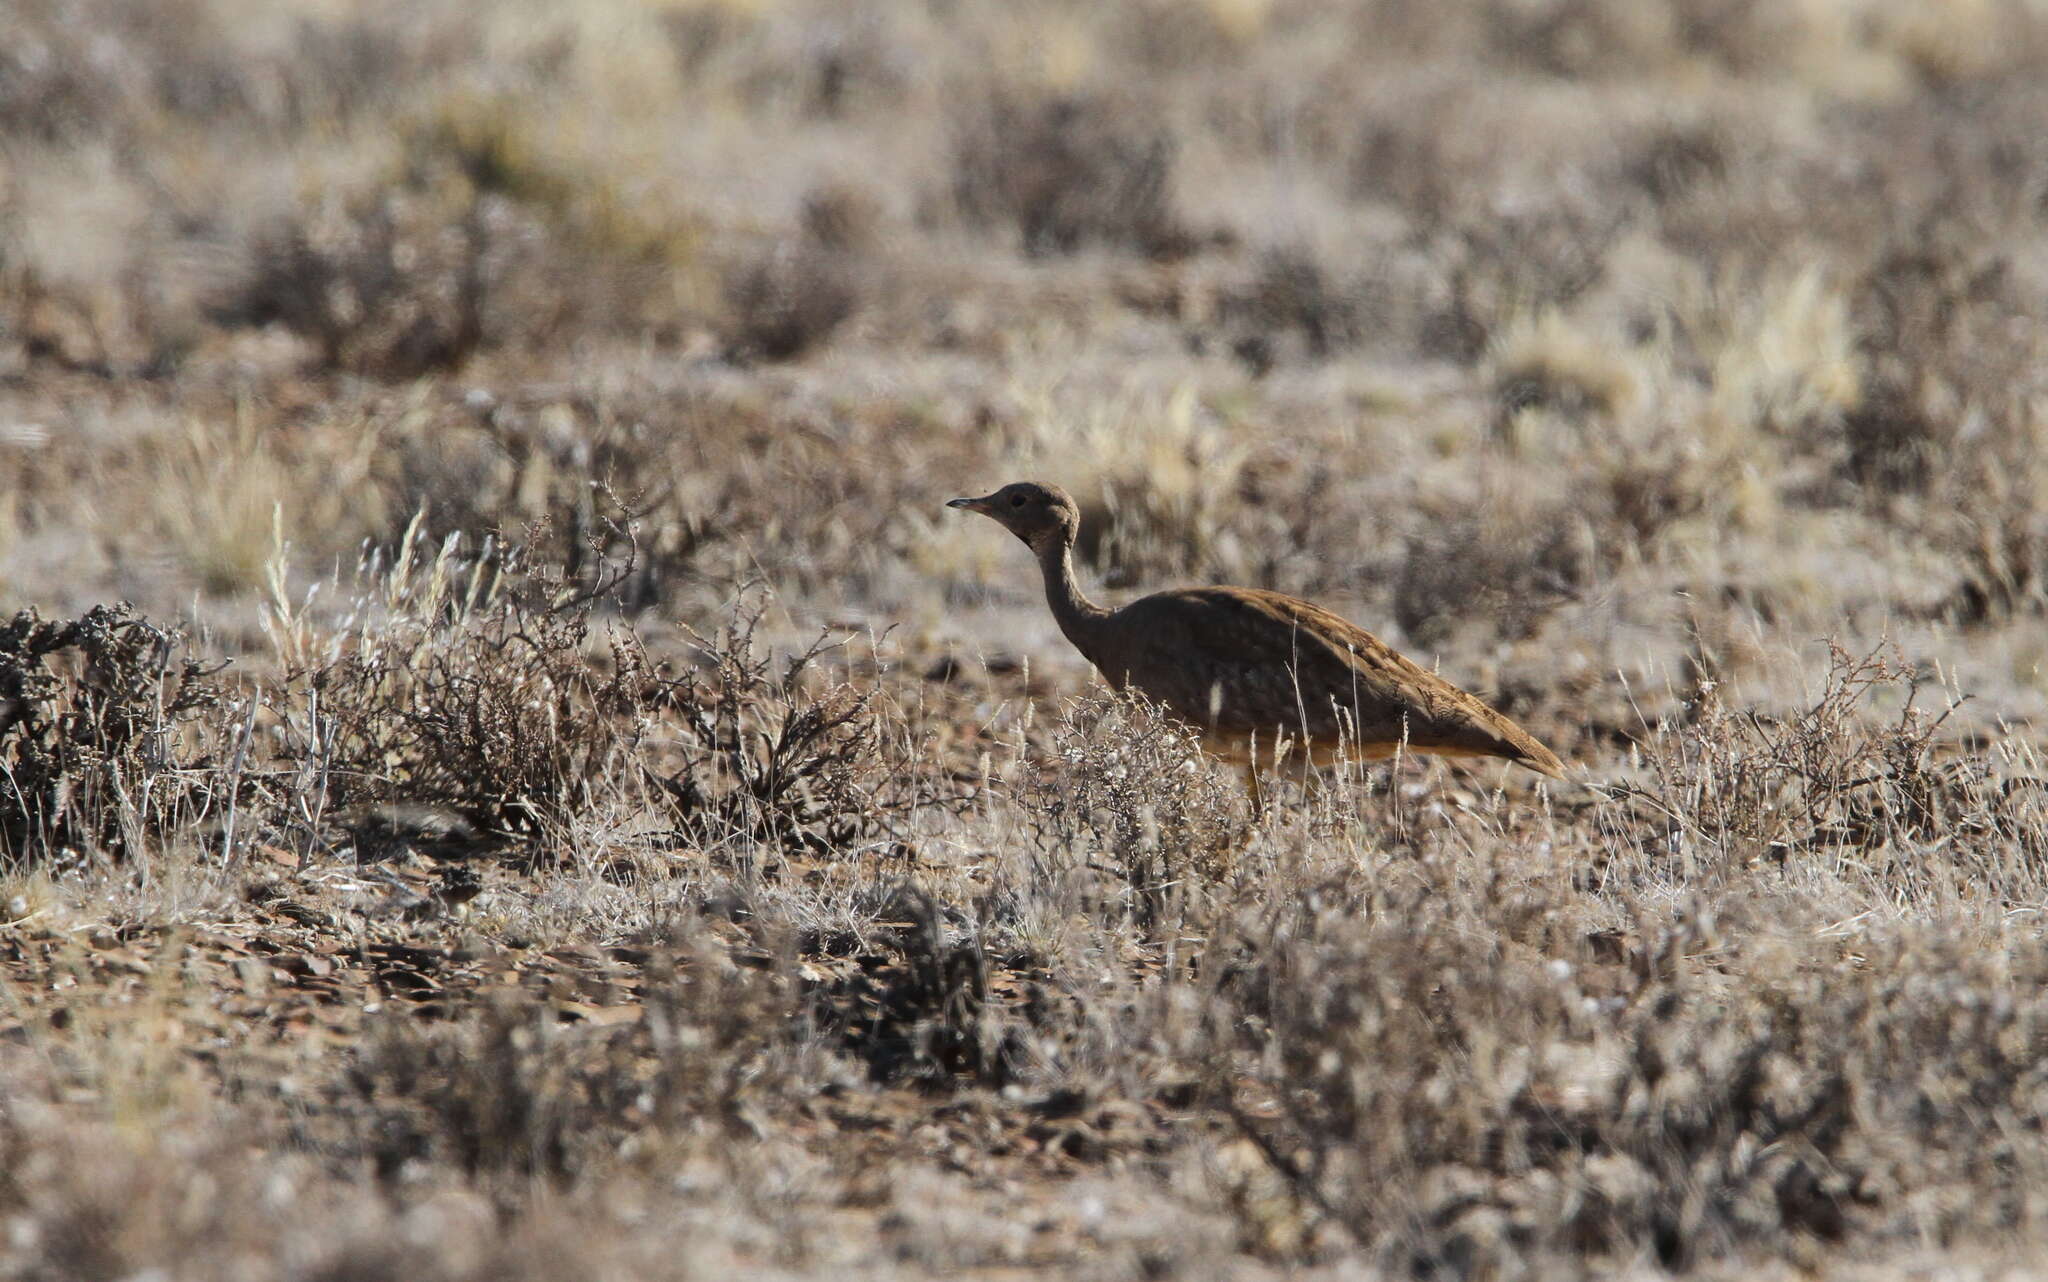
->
xmin=6 ymin=1 xmax=2048 ymax=1278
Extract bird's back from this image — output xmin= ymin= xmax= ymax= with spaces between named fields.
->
xmin=1081 ymin=586 xmax=1563 ymax=777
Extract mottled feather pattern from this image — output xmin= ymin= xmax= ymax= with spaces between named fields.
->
xmin=1095 ymin=587 xmax=1563 ymax=776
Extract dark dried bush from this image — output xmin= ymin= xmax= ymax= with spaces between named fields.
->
xmin=1421 ymin=208 xmax=1621 ymax=363
xmin=642 ymin=591 xmax=894 ymax=861
xmin=1394 ymin=438 xmax=1706 ymax=646
xmin=721 ymin=241 xmax=859 ymax=361
xmin=1393 ymin=494 xmax=1596 ymax=646
xmin=283 ymin=531 xmax=898 ymax=859
xmin=1213 ymin=246 xmax=1367 ymax=374
xmin=0 ymin=604 xmax=227 ymax=867
xmin=1837 ymin=230 xmax=2025 ymax=500
xmin=348 ymin=955 xmax=815 ymax=1182
xmin=302 ymin=536 xmax=651 ymax=837
xmin=350 ymin=996 xmax=628 ymax=1183
xmin=1195 ymin=885 xmax=2048 ymax=1273
xmin=950 ymin=87 xmax=1185 ymax=257
xmin=1621 ymin=122 xmax=1731 ymax=205
xmin=800 ymin=182 xmax=885 ymax=253
xmin=1836 ymin=379 xmax=1940 ymax=496
xmin=215 ymin=100 xmax=700 ymax=378
xmin=811 ymin=884 xmax=1017 ymax=1087
xmin=1832 ymin=225 xmax=2048 ymax=621
xmin=219 ymin=188 xmax=490 ymax=380
xmin=335 ymin=394 xmax=716 ymax=613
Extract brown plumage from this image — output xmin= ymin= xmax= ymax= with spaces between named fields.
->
xmin=947 ymin=481 xmax=1565 ymax=791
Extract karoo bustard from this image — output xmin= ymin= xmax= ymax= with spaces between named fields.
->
xmin=947 ymin=481 xmax=1564 ymax=805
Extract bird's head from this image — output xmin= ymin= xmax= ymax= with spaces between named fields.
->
xmin=946 ymin=481 xmax=1080 ymax=552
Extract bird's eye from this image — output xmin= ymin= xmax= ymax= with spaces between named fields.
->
xmin=1010 ymin=494 xmax=1026 ymax=507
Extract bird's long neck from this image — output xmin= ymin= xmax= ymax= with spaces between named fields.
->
xmin=1035 ymin=535 xmax=1111 ymax=659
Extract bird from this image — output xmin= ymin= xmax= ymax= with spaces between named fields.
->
xmin=946 ymin=481 xmax=1564 ymax=806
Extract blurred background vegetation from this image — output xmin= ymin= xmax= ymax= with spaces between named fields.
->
xmin=1 ymin=0 xmax=2042 ymax=734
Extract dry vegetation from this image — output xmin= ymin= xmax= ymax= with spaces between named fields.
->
xmin=5 ymin=1 xmax=2048 ymax=1278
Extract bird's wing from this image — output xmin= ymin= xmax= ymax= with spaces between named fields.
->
xmin=1101 ymin=588 xmax=1561 ymax=771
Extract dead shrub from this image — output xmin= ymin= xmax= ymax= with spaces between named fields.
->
xmin=350 ymin=996 xmax=629 ymax=1183
xmin=1838 ymin=230 xmax=2027 ymax=501
xmin=949 ymin=87 xmax=1185 ymax=258
xmin=721 ymin=241 xmax=859 ymax=362
xmin=219 ymin=186 xmax=490 ymax=380
xmin=810 ymin=883 xmax=1018 ymax=1087
xmin=1394 ymin=436 xmax=1708 ymax=647
xmin=1193 ymin=886 xmax=2048 ymax=1273
xmin=1836 ymin=378 xmax=1940 ymax=496
xmin=1942 ymin=426 xmax=2048 ymax=624
xmin=1422 ymin=207 xmax=1621 ymax=363
xmin=299 ymin=533 xmax=651 ymax=838
xmin=640 ymin=591 xmax=894 ymax=862
xmin=1213 ymin=246 xmax=1367 ymax=374
xmin=281 ymin=527 xmax=900 ymax=861
xmin=215 ymin=99 xmax=700 ymax=378
xmin=0 ymin=604 xmax=227 ymax=868
xmin=328 ymin=394 xmax=709 ymax=611
xmin=1832 ymin=226 xmax=2048 ymax=621
xmin=1015 ymin=690 xmax=1250 ymax=933
xmin=0 ymin=0 xmax=248 ymax=143
xmin=1611 ymin=642 xmax=2036 ymax=879
xmin=716 ymin=178 xmax=883 ymax=362
xmin=1393 ymin=493 xmax=1596 ymax=646
xmin=348 ymin=954 xmax=817 ymax=1182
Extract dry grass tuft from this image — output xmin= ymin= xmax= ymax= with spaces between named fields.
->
xmin=346 ymin=954 xmax=819 ymax=1184
xmin=1489 ymin=309 xmax=1643 ymax=443
xmin=1394 ymin=489 xmax=1598 ymax=646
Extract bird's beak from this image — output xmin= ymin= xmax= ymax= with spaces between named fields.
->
xmin=947 ymin=494 xmax=995 ymax=515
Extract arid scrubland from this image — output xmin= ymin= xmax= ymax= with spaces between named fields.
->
xmin=4 ymin=1 xmax=2048 ymax=1278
